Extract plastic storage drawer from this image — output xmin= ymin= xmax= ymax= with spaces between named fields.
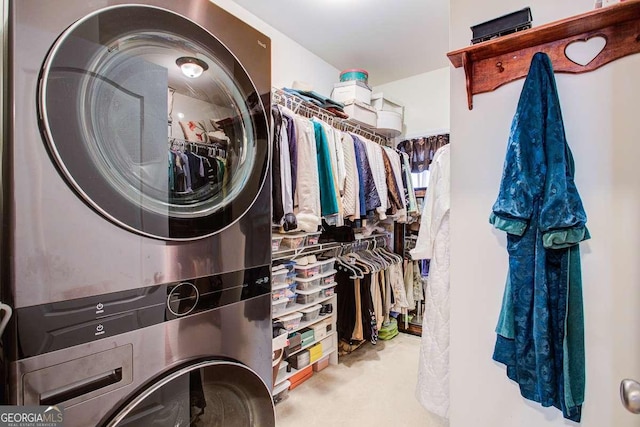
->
xmin=319 ymin=269 xmax=337 ymax=286
xmin=320 ymin=282 xmax=337 ymax=297
xmin=296 ymin=288 xmax=321 ymax=305
xmin=300 ymin=304 xmax=322 ymax=322
xmin=272 ymin=235 xmax=284 ymax=252
xmin=318 ymin=258 xmax=336 ymax=274
xmin=294 ymin=275 xmax=321 ymax=291
xmin=280 ymin=233 xmax=307 ymax=250
xmin=305 ymin=232 xmax=321 ymax=246
xmin=285 ymin=293 xmax=297 ymax=308
xmin=294 ymin=263 xmax=321 ymax=278
xmin=272 ymin=268 xmax=289 ymax=286
xmin=272 ymin=282 xmax=289 ymax=301
xmin=272 ymin=298 xmax=288 ymax=316
xmin=278 ymin=312 xmax=302 ymax=331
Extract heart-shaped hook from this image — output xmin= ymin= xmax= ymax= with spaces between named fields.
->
xmin=565 ymin=36 xmax=607 ymax=66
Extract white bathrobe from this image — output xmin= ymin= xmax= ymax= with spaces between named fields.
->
xmin=410 ymin=144 xmax=451 ymax=420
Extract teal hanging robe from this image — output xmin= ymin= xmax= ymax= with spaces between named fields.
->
xmin=490 ymin=52 xmax=589 ymax=422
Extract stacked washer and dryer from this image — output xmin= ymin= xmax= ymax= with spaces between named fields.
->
xmin=2 ymin=1 xmax=275 ymax=425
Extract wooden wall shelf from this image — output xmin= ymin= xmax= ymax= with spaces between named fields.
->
xmin=447 ymin=1 xmax=640 ymax=109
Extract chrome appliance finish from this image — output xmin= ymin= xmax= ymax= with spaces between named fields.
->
xmin=6 ymin=0 xmax=273 ymax=425
xmin=7 ymin=0 xmax=271 ymax=310
xmin=11 ymin=295 xmax=273 ymax=426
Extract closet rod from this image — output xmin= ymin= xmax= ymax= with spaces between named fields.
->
xmin=272 ymin=88 xmax=389 ymax=146
xmin=168 ymin=137 xmax=225 ymax=148
xmin=169 ymin=137 xmax=226 ymax=156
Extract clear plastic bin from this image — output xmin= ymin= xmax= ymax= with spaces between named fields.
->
xmin=272 ymin=298 xmax=288 ymax=316
xmin=319 ymin=282 xmax=336 ymax=298
xmin=294 ymin=263 xmax=321 ymax=278
xmin=296 ymin=288 xmax=321 ymax=305
xmin=305 ymin=232 xmax=322 ymax=246
xmin=294 ymin=275 xmax=321 ymax=291
xmin=285 ymin=293 xmax=297 ymax=308
xmin=317 ymin=258 xmax=336 ymax=274
xmin=300 ymin=304 xmax=322 ymax=322
xmin=280 ymin=233 xmax=307 ymax=250
xmin=277 ymin=312 xmax=303 ymax=331
xmin=319 ymin=269 xmax=337 ymax=286
xmin=272 ymin=282 xmax=290 ymax=301
xmin=272 ymin=268 xmax=289 ymax=286
xmin=272 ymin=235 xmax=284 ymax=252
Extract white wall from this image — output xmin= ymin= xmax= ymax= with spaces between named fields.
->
xmin=210 ymin=0 xmax=341 ymax=96
xmin=450 ymin=1 xmax=640 ymax=427
xmin=372 ymin=67 xmax=450 ymax=138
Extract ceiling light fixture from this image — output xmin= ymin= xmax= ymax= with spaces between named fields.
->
xmin=176 ymin=56 xmax=209 ymax=78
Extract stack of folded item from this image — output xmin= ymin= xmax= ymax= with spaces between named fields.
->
xmin=282 ymin=87 xmax=348 ymax=118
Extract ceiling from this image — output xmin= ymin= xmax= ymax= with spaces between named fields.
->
xmin=232 ymin=0 xmax=450 ymax=87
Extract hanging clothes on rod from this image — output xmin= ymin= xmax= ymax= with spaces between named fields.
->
xmin=168 ymin=137 xmax=228 ymax=197
xmin=271 ymin=88 xmax=415 ymax=232
xmin=334 ymin=237 xmax=407 ymax=355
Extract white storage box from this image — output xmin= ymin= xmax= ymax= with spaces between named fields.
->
xmin=312 ymin=317 xmax=332 ymax=341
xmin=273 ymin=331 xmax=289 ymax=351
xmin=370 ymin=92 xmax=404 ymax=115
xmin=376 ymin=110 xmax=403 ymax=137
xmin=343 ymin=100 xmax=377 ymax=128
xmin=320 ymin=334 xmax=336 ymax=354
xmin=331 ymin=80 xmax=372 ymax=104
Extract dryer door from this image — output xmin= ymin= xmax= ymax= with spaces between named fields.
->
xmin=103 ymin=360 xmax=275 ymax=427
xmin=39 ymin=5 xmax=269 ymax=240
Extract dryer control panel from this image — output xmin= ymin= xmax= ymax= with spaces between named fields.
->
xmin=16 ymin=265 xmax=270 ymax=358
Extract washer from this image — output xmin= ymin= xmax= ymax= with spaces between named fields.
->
xmin=3 ymin=1 xmax=274 ymax=425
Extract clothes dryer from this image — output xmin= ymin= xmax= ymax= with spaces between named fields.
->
xmin=3 ymin=1 xmax=274 ymax=425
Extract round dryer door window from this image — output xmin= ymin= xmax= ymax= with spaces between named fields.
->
xmin=103 ymin=361 xmax=275 ymax=427
xmin=39 ymin=5 xmax=269 ymax=240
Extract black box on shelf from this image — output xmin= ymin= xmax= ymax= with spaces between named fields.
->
xmin=471 ymin=7 xmax=532 ymax=44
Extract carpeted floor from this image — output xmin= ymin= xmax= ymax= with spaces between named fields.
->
xmin=275 ymin=332 xmax=447 ymax=427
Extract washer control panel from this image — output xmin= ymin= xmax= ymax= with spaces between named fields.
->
xmin=16 ymin=265 xmax=270 ymax=358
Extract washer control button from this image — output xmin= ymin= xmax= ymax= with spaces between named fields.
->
xmin=167 ymin=282 xmax=199 ymax=316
